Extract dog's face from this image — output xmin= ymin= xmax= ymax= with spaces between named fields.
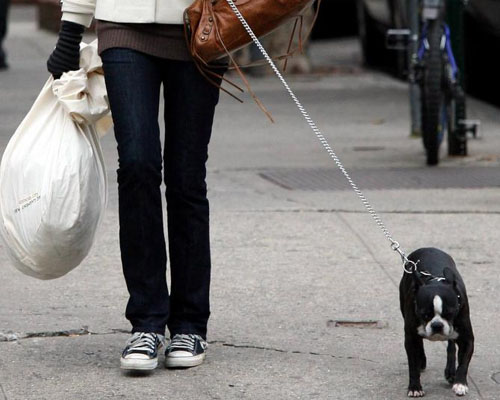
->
xmin=415 ymin=283 xmax=460 ymax=341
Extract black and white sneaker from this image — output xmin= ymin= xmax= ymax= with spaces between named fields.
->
xmin=120 ymin=332 xmax=164 ymax=371
xmin=165 ymin=334 xmax=207 ymax=368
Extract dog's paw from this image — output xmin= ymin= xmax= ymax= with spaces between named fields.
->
xmin=408 ymin=389 xmax=425 ymax=397
xmin=452 ymin=383 xmax=468 ymax=396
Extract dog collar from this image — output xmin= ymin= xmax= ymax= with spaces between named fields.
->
xmin=419 ymin=270 xmax=446 ymax=282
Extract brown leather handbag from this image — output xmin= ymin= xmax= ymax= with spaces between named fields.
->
xmin=184 ymin=0 xmax=315 ymax=64
xmin=184 ymin=0 xmax=320 ymax=121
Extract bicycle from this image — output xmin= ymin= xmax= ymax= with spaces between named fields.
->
xmin=386 ymin=0 xmax=479 ymax=166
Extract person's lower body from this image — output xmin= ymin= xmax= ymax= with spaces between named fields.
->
xmin=0 ymin=0 xmax=10 ymax=69
xmin=101 ymin=48 xmax=225 ymax=370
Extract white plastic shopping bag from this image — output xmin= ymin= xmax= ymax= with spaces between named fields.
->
xmin=0 ymin=40 xmax=112 ymax=280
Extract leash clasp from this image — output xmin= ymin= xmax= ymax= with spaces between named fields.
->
xmin=391 ymin=240 xmax=418 ymax=274
xmin=403 ymin=259 xmax=418 ymax=274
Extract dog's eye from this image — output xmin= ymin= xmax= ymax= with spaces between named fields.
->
xmin=417 ymin=309 xmax=433 ymax=320
xmin=418 ymin=310 xmax=433 ymax=320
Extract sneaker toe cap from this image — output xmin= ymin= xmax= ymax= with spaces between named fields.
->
xmin=167 ymin=350 xmax=195 ymax=358
xmin=123 ymin=353 xmax=151 ymax=360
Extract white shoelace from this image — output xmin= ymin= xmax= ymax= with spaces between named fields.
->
xmin=168 ymin=334 xmax=206 ymax=352
xmin=125 ymin=332 xmax=160 ymax=354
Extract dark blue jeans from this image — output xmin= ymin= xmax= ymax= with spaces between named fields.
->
xmin=101 ymin=48 xmax=225 ymax=339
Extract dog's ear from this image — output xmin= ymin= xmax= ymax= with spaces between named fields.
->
xmin=443 ymin=267 xmax=458 ymax=289
xmin=443 ymin=267 xmax=456 ymax=284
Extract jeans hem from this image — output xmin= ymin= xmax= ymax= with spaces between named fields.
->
xmin=168 ymin=326 xmax=207 ymax=340
xmin=131 ymin=326 xmax=166 ymax=336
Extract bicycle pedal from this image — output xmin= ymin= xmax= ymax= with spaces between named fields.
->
xmin=386 ymin=29 xmax=411 ymax=50
xmin=459 ymin=119 xmax=481 ymax=139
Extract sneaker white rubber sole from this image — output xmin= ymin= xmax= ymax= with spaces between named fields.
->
xmin=120 ymin=356 xmax=158 ymax=371
xmin=165 ymin=352 xmax=206 ymax=368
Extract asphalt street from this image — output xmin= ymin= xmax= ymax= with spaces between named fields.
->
xmin=1 ymin=5 xmax=500 ymax=400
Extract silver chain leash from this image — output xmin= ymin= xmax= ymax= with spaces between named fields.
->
xmin=225 ymin=0 xmax=417 ymax=273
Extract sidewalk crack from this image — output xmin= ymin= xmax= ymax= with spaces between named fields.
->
xmin=0 ymin=328 xmax=130 ymax=342
xmin=0 ymin=382 xmax=8 ymax=400
xmin=209 ymin=340 xmax=376 ymax=363
xmin=468 ymin=376 xmax=484 ymax=399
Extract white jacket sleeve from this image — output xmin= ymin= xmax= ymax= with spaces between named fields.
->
xmin=61 ymin=0 xmax=96 ymax=28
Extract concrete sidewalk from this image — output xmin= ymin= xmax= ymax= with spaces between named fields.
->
xmin=1 ymin=5 xmax=500 ymax=400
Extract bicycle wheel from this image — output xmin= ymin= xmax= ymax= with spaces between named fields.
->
xmin=421 ymin=20 xmax=445 ymax=166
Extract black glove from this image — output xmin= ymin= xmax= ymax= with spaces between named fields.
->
xmin=47 ymin=21 xmax=85 ymax=79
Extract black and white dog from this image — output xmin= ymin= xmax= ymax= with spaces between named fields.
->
xmin=399 ymin=248 xmax=474 ymax=397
